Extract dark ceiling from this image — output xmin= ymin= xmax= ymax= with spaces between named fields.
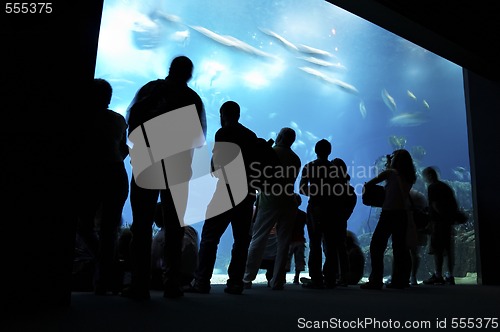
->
xmin=328 ymin=0 xmax=500 ymax=83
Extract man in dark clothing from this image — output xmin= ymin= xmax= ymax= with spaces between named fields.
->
xmin=124 ymin=55 xmax=206 ymax=300
xmin=422 ymin=166 xmax=457 ymax=285
xmin=187 ymin=100 xmax=257 ymax=295
xmin=299 ymin=139 xmax=346 ymax=289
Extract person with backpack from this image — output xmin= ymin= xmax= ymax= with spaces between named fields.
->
xmin=422 ymin=166 xmax=458 ymax=285
xmin=123 ymin=55 xmax=206 ymax=300
xmin=243 ymin=127 xmax=301 ymax=291
xmin=186 ymin=100 xmax=258 ymax=295
xmin=299 ymin=140 xmax=343 ymax=289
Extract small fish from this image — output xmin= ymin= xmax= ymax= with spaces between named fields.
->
xmin=423 ymin=99 xmax=430 ymax=109
xmin=298 ymin=56 xmax=347 ymax=70
xmin=389 ymin=112 xmax=428 ymax=127
xmin=289 ymin=121 xmax=300 ymax=130
xmin=322 ymin=76 xmax=359 ymax=95
xmin=407 ymin=90 xmax=417 ymax=101
xmin=299 ymin=67 xmax=358 ymax=94
xmin=359 ymin=100 xmax=367 ymax=119
xmin=304 ymin=131 xmax=319 ymax=141
xmin=268 ymin=112 xmax=278 ymax=119
xmin=259 ymin=27 xmax=299 ymax=51
xmin=299 ymin=66 xmax=326 ymax=79
xmin=297 ymin=44 xmax=334 ymax=57
xmin=381 ymin=88 xmax=397 ymax=112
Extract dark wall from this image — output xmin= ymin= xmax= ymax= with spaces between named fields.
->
xmin=1 ymin=0 xmax=498 ymax=311
xmin=464 ymin=71 xmax=500 ymax=285
xmin=1 ymin=0 xmax=105 ymax=311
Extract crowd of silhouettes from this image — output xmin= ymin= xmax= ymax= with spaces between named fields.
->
xmin=76 ymin=55 xmax=462 ymax=301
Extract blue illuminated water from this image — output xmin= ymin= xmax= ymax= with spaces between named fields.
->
xmin=95 ymin=0 xmax=471 ymax=270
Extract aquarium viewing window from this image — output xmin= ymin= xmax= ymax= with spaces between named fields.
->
xmin=94 ymin=0 xmax=475 ymax=280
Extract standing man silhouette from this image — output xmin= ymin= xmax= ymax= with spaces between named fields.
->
xmin=124 ymin=55 xmax=206 ymax=299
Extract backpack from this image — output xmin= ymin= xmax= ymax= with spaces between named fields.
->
xmin=248 ymin=137 xmax=284 ymax=194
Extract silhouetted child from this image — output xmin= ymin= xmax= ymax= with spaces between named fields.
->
xmin=151 ymin=202 xmax=199 ymax=290
xmin=286 ymin=195 xmax=307 ymax=284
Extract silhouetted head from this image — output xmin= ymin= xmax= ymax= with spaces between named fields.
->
xmin=422 ymin=166 xmax=439 ymax=184
xmin=314 ymin=139 xmax=331 ymax=159
xmin=92 ymin=78 xmax=112 ymax=109
xmin=275 ymin=127 xmax=296 ymax=148
xmin=332 ymin=157 xmax=350 ymax=181
xmin=390 ymin=149 xmax=417 ymax=184
xmin=168 ymin=55 xmax=193 ymax=83
xmin=220 ymin=100 xmax=240 ymax=126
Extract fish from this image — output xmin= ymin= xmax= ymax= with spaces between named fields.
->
xmin=407 ymin=90 xmax=417 ymax=101
xmin=297 ymin=56 xmax=346 ymax=70
xmin=423 ymin=99 xmax=430 ymax=109
xmin=359 ymin=100 xmax=367 ymax=119
xmin=381 ymin=88 xmax=397 ymax=112
xmin=297 ymin=44 xmax=334 ymax=57
xmin=258 ymin=27 xmax=299 ymax=51
xmin=189 ymin=25 xmax=234 ymax=47
xmin=322 ymin=76 xmax=359 ymax=95
xmin=298 ymin=66 xmax=327 ymax=79
xmin=389 ymin=112 xmax=428 ymax=127
xmin=299 ymin=67 xmax=358 ymax=95
xmin=189 ymin=26 xmax=277 ymax=59
xmin=154 ymin=11 xmax=182 ymax=24
xmin=304 ymin=131 xmax=319 ymax=141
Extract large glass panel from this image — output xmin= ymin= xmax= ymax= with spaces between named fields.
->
xmin=94 ymin=0 xmax=475 ymax=283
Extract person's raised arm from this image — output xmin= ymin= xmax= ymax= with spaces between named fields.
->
xmin=365 ymin=169 xmax=390 ymax=186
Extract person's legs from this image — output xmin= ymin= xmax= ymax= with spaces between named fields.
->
xmin=409 ymin=247 xmax=420 ymax=284
xmin=321 ymin=223 xmax=337 ymax=287
xmin=160 ymin=189 xmax=185 ymax=297
xmin=270 ymin=207 xmax=296 ymax=289
xmin=363 ymin=211 xmax=392 ymax=287
xmin=293 ymin=243 xmax=305 ymax=283
xmin=227 ymin=198 xmax=253 ymax=288
xmin=125 ymin=178 xmax=158 ymax=298
xmin=243 ymin=206 xmax=278 ymax=283
xmin=193 ymin=211 xmax=230 ymax=291
xmin=391 ymin=211 xmax=412 ymax=287
xmin=95 ymin=163 xmax=129 ymax=294
xmin=305 ymin=205 xmax=324 ymax=286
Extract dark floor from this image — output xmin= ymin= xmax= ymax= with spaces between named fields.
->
xmin=6 ymin=282 xmax=500 ymax=332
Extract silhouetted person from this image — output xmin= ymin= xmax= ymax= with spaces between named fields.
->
xmin=422 ymin=166 xmax=457 ymax=285
xmin=361 ymin=149 xmax=416 ymax=290
xmin=299 ymin=139 xmax=339 ymax=289
xmin=124 ymin=55 xmax=206 ymax=299
xmin=345 ymin=231 xmax=365 ymax=285
xmin=187 ymin=100 xmax=257 ymax=295
xmin=286 ymin=195 xmax=307 ymax=284
xmin=326 ymin=157 xmax=357 ymax=287
xmin=151 ymin=202 xmax=199 ymax=290
xmin=77 ymin=78 xmax=129 ymax=295
xmin=385 ymin=188 xmax=429 ymax=286
xmin=409 ymin=189 xmax=429 ymax=285
xmin=244 ymin=127 xmax=301 ymax=291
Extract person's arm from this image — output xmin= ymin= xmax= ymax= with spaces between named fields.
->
xmin=299 ymin=164 xmax=310 ymax=197
xmin=365 ymin=169 xmax=390 ymax=186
